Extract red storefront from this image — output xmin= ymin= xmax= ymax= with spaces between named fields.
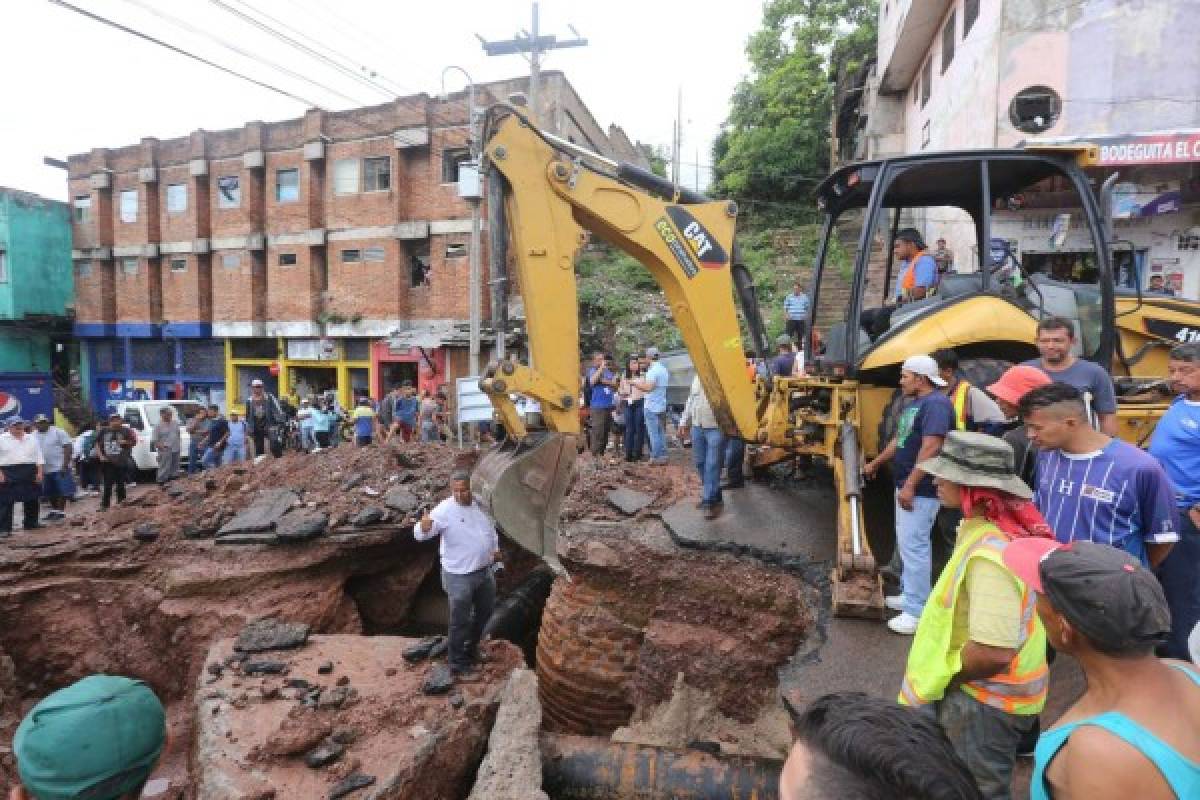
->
xmin=371 ymin=340 xmax=446 ymax=398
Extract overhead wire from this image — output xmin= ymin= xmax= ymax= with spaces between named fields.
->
xmin=207 ymin=0 xmax=398 ymax=100
xmin=45 ymin=0 xmax=322 ymax=108
xmin=117 ymin=0 xmax=367 ymax=107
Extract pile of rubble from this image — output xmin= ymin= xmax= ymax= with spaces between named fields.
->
xmin=562 ymin=455 xmax=699 ymax=522
xmin=195 ymin=619 xmax=522 ymax=799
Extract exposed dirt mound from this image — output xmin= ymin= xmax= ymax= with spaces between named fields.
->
xmin=562 ymin=455 xmax=699 ymax=522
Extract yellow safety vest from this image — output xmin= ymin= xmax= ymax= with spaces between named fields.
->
xmin=951 ymin=381 xmax=971 ymax=431
xmin=899 ymin=519 xmax=1048 ymax=715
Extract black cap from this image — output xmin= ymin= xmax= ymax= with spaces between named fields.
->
xmin=1005 ymin=539 xmax=1171 ymax=652
xmin=894 ymin=227 xmax=926 ymax=249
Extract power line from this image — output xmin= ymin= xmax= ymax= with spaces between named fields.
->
xmin=46 ymin=0 xmax=320 ymax=107
xmin=118 ymin=0 xmax=367 ymax=107
xmin=207 ymin=0 xmax=398 ymax=100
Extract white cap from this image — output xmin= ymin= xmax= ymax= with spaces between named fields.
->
xmin=901 ymin=355 xmax=947 ymax=387
xmin=251 ymin=379 xmax=264 ymax=387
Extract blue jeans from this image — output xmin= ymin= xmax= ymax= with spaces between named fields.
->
xmin=644 ymin=408 xmax=667 ymax=461
xmin=187 ymin=440 xmax=203 ymax=474
xmin=202 ymin=447 xmax=223 ymax=469
xmin=692 ymin=426 xmax=725 ymax=506
xmin=1158 ymin=510 xmax=1200 ymax=661
xmin=896 ymin=490 xmax=940 ymax=617
xmin=300 ymin=426 xmax=314 ymax=451
xmin=223 ymin=442 xmax=246 ymax=464
xmin=623 ymin=399 xmax=646 ymax=460
xmin=724 ymin=437 xmax=745 ymax=484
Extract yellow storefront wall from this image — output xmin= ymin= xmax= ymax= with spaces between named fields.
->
xmin=224 ymin=338 xmax=373 ymax=413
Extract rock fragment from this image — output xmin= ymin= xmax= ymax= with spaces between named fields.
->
xmin=235 ymin=619 xmax=310 ymax=653
xmin=328 ymin=773 xmax=375 ymax=799
xmin=421 ymin=664 xmax=454 ymax=695
xmin=303 ymin=738 xmax=345 ymax=768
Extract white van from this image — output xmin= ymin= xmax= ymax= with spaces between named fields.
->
xmin=114 ymin=400 xmax=204 ymax=472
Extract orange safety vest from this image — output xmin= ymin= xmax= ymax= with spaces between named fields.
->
xmin=900 ymin=250 xmax=937 ymax=301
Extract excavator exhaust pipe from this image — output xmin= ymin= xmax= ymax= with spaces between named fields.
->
xmin=473 ymin=432 xmax=579 ymax=571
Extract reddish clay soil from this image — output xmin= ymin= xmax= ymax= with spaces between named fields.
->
xmin=562 ymin=454 xmax=699 ymax=522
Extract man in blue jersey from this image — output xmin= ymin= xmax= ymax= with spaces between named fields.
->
xmin=1148 ymin=342 xmax=1200 ymax=661
xmin=1019 ymin=383 xmax=1178 ymax=567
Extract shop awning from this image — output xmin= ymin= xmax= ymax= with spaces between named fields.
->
xmin=1026 ymin=129 xmax=1200 ymax=167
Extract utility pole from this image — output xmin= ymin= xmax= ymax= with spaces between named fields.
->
xmin=478 ymin=2 xmax=588 ymax=125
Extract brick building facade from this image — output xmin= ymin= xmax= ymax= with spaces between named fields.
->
xmin=67 ymin=72 xmax=648 ymax=414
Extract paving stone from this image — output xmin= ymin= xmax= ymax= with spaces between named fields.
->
xmin=217 ymin=489 xmax=300 ymax=537
xmin=303 ymin=738 xmax=345 ymax=768
xmin=383 ymin=487 xmax=420 ymax=514
xmin=328 ymin=773 xmax=375 ymax=799
xmin=606 ymin=488 xmax=655 ymax=516
xmin=350 ymin=506 xmax=385 ymax=527
xmin=275 ymin=512 xmax=328 ymax=543
xmin=235 ymin=619 xmax=310 ymax=653
xmin=421 ymin=664 xmax=454 ymax=695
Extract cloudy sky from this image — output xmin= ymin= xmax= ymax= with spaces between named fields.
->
xmin=0 ymin=0 xmax=763 ymax=200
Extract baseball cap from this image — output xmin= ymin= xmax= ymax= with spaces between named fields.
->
xmin=1003 ymin=539 xmax=1171 ymax=652
xmin=250 ymin=379 xmax=264 ymax=387
xmin=14 ymin=675 xmax=166 ymax=800
xmin=988 ymin=365 xmax=1052 ymax=407
xmin=645 ymin=347 xmax=660 ymax=359
xmin=7 ymin=415 xmax=26 ymax=427
xmin=901 ymin=355 xmax=947 ymax=387
xmin=775 ymin=334 xmax=792 ymax=347
xmin=33 ymin=414 xmax=50 ymax=423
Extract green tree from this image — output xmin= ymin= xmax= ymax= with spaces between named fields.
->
xmin=714 ymin=0 xmax=877 ymax=213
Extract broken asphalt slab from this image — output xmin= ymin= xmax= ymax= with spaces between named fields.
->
xmin=661 ymin=481 xmax=836 ymax=564
xmin=217 ymin=488 xmax=301 ymax=537
xmin=235 ymin=619 xmax=310 ymax=653
xmin=606 ymin=487 xmax=656 ymax=516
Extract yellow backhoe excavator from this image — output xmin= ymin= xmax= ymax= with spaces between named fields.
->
xmin=471 ymin=106 xmax=1200 ymax=616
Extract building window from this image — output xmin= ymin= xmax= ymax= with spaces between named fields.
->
xmin=77 ymin=260 xmax=92 ymax=278
xmin=333 ymin=159 xmax=359 ymax=194
xmin=364 ymin=156 xmax=391 ymax=191
xmin=119 ymin=189 xmax=138 ymax=223
xmin=169 ymin=258 xmax=187 ymax=273
xmin=441 ymin=148 xmax=470 ymax=184
xmin=341 ymin=249 xmax=362 ymax=263
xmin=121 ymin=257 xmax=138 ymax=275
xmin=410 ymin=238 xmax=431 ymax=286
xmin=964 ymin=0 xmax=979 ymax=37
xmin=166 ymin=183 xmax=187 ymax=213
xmin=217 ymin=175 xmax=240 ymax=208
xmin=920 ymin=59 xmax=932 ymax=108
xmin=445 ymin=242 xmax=467 ymax=258
xmin=363 ymin=246 xmax=386 ymax=262
xmin=278 ymin=252 xmax=297 ymax=267
xmin=1009 ymin=86 xmax=1062 ymax=133
xmin=222 ymin=252 xmax=241 ymax=270
xmin=0 ymin=252 xmax=6 ymax=283
xmin=276 ymin=168 xmax=299 ymax=203
xmin=73 ymin=195 xmax=91 ymax=223
xmin=941 ymin=10 xmax=956 ymax=73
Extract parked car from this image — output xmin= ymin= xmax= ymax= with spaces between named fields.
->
xmin=114 ymin=400 xmax=204 ymax=473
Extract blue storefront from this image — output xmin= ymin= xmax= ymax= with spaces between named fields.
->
xmin=78 ymin=322 xmax=225 ymax=415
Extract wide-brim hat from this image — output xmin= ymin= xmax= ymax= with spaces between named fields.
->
xmin=917 ymin=430 xmax=1032 ymax=499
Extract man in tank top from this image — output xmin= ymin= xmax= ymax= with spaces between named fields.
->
xmin=1004 ymin=539 xmax=1200 ymax=800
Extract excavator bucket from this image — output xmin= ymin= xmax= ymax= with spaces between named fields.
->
xmin=472 ymin=431 xmax=580 ymax=571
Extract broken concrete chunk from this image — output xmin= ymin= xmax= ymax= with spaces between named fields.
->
xmin=303 ymin=737 xmax=345 ymax=768
xmin=235 ymin=619 xmax=310 ymax=653
xmin=339 ymin=473 xmax=365 ymax=491
xmin=421 ymin=664 xmax=454 ymax=695
xmin=328 ymin=773 xmax=375 ymax=799
xmin=317 ymin=685 xmax=355 ymax=710
xmin=402 ymin=635 xmax=444 ymax=664
xmin=606 ymin=487 xmax=655 ymax=516
xmin=275 ymin=511 xmax=328 ymax=543
xmin=350 ymin=507 xmax=385 ymax=527
xmin=317 ymin=661 xmax=334 ymax=675
xmin=383 ymin=487 xmax=420 ymax=514
xmin=217 ymin=488 xmax=301 ymax=536
xmin=133 ymin=523 xmax=160 ymax=542
xmin=263 ymin=718 xmax=331 ymax=757
xmin=242 ymin=660 xmax=286 ymax=676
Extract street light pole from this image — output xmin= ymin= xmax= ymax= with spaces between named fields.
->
xmin=441 ymin=66 xmax=482 ymax=378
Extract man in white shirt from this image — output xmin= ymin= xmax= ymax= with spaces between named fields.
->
xmin=416 ymin=470 xmax=501 ymax=676
xmin=33 ymin=414 xmax=73 ymax=519
xmin=0 ymin=417 xmax=45 ymax=536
